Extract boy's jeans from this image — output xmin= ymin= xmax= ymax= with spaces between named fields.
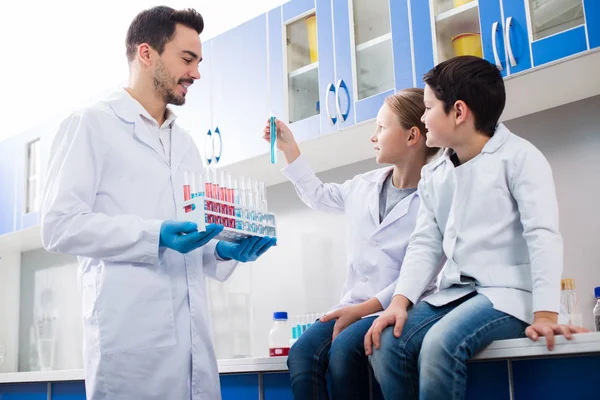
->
xmin=370 ymin=293 xmax=528 ymax=400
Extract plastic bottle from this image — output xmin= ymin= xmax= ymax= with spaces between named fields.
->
xmin=594 ymin=286 xmax=600 ymax=332
xmin=268 ymin=312 xmax=291 ymax=357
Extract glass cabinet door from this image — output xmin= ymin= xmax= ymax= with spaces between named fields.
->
xmin=431 ymin=0 xmax=483 ymax=64
xmin=286 ymin=13 xmax=320 ymax=124
xmin=526 ymin=0 xmax=588 ymax=66
xmin=529 ymin=0 xmax=585 ymax=41
xmin=351 ymin=0 xmax=395 ymax=100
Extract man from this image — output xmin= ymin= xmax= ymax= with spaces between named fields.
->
xmin=41 ymin=6 xmax=275 ymax=400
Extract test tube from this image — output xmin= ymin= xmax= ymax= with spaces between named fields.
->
xmin=183 ymin=171 xmax=192 ymax=213
xmin=296 ymin=316 xmax=303 ymax=338
xmin=226 ymin=173 xmax=235 ymax=226
xmin=219 ymin=171 xmax=230 ymax=227
xmin=244 ymin=177 xmax=253 ymax=232
xmin=301 ymin=314 xmax=308 ymax=334
xmin=292 ymin=320 xmax=298 ymax=340
xmin=232 ymin=177 xmax=242 ymax=230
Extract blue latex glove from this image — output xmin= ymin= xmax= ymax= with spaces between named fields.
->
xmin=216 ymin=236 xmax=277 ymax=262
xmin=159 ymin=221 xmax=223 ymax=254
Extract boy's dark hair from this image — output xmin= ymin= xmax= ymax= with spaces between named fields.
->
xmin=126 ymin=6 xmax=204 ymax=63
xmin=423 ymin=56 xmax=505 ymax=137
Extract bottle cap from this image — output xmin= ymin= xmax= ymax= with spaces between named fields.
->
xmin=273 ymin=312 xmax=288 ymax=320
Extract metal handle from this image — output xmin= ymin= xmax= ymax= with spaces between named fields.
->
xmin=491 ymin=21 xmax=503 ymax=71
xmin=505 ymin=17 xmax=517 ymax=67
xmin=213 ymin=127 xmax=222 ymax=163
xmin=205 ymin=129 xmax=213 ymax=165
xmin=335 ymin=79 xmax=350 ymax=123
xmin=325 ymin=83 xmax=337 ymax=125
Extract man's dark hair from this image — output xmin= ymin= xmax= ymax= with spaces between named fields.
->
xmin=423 ymin=56 xmax=506 ymax=137
xmin=126 ymin=6 xmax=204 ymax=63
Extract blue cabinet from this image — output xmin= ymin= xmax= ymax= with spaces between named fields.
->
xmin=479 ymin=0 xmax=531 ymax=76
xmin=269 ymin=0 xmax=322 ymax=142
xmin=210 ymin=15 xmax=269 ymax=166
xmin=0 ymin=137 xmax=17 ymax=236
xmin=421 ymin=0 xmax=600 ymax=78
xmin=587 ymin=0 xmax=600 ymax=48
xmin=527 ymin=0 xmax=589 ymax=66
xmin=332 ymin=0 xmax=415 ymax=125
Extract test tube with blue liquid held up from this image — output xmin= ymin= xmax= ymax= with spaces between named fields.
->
xmin=270 ymin=115 xmax=277 ymax=164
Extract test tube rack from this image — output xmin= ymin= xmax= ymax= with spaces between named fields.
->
xmin=177 ymin=195 xmax=277 ymax=244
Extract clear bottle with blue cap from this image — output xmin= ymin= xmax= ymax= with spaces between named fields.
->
xmin=269 ymin=312 xmax=291 ymax=357
xmin=593 ymin=286 xmax=600 ymax=332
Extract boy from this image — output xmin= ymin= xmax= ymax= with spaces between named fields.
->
xmin=364 ymin=56 xmax=587 ymax=400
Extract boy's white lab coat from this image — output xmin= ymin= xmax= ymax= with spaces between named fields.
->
xmin=394 ymin=124 xmax=564 ymax=324
xmin=41 ymin=89 xmax=237 ymax=400
xmin=283 ymin=156 xmax=435 ymax=313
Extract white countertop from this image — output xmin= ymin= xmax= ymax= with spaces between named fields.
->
xmin=1 ymin=332 xmax=599 ymax=384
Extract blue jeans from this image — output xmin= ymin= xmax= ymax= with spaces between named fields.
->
xmin=287 ymin=316 xmax=383 ymax=400
xmin=370 ymin=293 xmax=528 ymax=400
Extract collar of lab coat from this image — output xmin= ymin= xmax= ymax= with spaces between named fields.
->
xmin=107 ymin=88 xmax=192 ymax=171
xmin=432 ymin=123 xmax=511 ymax=168
xmin=361 ymin=166 xmax=419 ymax=230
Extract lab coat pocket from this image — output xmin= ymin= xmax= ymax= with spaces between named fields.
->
xmin=96 ymin=263 xmax=176 ymax=355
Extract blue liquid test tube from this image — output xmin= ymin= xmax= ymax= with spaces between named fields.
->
xmin=270 ymin=115 xmax=277 ymax=164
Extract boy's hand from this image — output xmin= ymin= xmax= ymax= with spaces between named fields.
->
xmin=364 ymin=295 xmax=411 ymax=356
xmin=262 ymin=118 xmax=301 ymax=164
xmin=320 ymin=305 xmax=362 ymax=340
xmin=526 ymin=312 xmax=589 ymax=350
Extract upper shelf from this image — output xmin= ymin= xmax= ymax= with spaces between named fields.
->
xmin=288 ymin=62 xmax=318 ymax=79
xmin=356 ymin=32 xmax=392 ymax=53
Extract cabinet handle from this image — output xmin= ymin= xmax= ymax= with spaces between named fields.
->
xmin=492 ymin=21 xmax=503 ymax=71
xmin=335 ymin=79 xmax=350 ymax=123
xmin=214 ymin=127 xmax=223 ymax=163
xmin=505 ymin=17 xmax=517 ymax=68
xmin=325 ymin=83 xmax=337 ymax=125
xmin=205 ymin=129 xmax=213 ymax=165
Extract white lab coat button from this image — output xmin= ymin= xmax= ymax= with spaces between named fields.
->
xmin=361 ymin=276 xmax=368 ymax=282
xmin=194 ymin=389 xmax=200 ymax=395
xmin=370 ymin=241 xmax=378 ymax=247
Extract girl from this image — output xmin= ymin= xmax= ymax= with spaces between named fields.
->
xmin=262 ymin=88 xmax=439 ymax=399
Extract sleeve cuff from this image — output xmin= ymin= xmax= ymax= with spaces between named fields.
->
xmin=376 ymin=285 xmax=397 ymax=310
xmin=393 ymin=281 xmax=422 ymax=306
xmin=532 ymin=291 xmax=561 ymax=314
xmin=143 ymin=219 xmax=164 ymax=264
xmin=281 ymin=155 xmax=313 ymax=184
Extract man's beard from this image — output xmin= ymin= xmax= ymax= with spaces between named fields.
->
xmin=153 ymin=60 xmax=188 ymax=106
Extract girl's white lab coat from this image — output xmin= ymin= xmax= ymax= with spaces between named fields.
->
xmin=282 ymin=156 xmax=435 ymax=313
xmin=394 ymin=124 xmax=565 ymax=324
xmin=41 ymin=89 xmax=237 ymax=400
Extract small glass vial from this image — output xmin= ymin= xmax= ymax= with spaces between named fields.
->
xmin=268 ymin=312 xmax=290 ymax=357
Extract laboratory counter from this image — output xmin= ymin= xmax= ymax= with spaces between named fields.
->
xmin=1 ymin=333 xmax=599 ymax=399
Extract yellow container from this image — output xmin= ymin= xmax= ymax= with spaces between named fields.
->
xmin=305 ymin=15 xmax=318 ymax=63
xmin=454 ymin=0 xmax=475 ymax=7
xmin=451 ymin=33 xmax=483 ymax=58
